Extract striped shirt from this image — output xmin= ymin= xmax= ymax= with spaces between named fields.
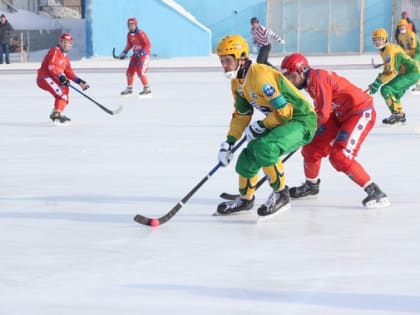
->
xmin=251 ymin=25 xmax=282 ymax=47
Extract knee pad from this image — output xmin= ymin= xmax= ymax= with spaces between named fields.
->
xmin=329 ymin=147 xmax=352 ymax=172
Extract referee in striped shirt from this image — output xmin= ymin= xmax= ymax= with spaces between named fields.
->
xmin=250 ymin=17 xmax=285 ymax=66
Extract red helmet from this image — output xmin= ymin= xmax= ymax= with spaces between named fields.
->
xmin=281 ymin=53 xmax=310 ymax=75
xmin=60 ymin=32 xmax=73 ymax=42
xmin=127 ymin=17 xmax=138 ymax=26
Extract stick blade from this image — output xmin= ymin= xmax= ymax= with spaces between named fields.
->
xmin=219 ymin=192 xmax=240 ymax=200
xmin=133 ymin=214 xmax=152 ymax=225
xmin=111 ymin=105 xmax=123 ymax=115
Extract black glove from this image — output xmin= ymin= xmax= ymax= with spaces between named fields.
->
xmin=119 ymin=52 xmax=126 ymax=59
xmin=59 ymin=75 xmax=70 ymax=86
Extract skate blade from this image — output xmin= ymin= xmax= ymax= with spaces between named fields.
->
xmin=138 ymin=94 xmax=152 ymax=99
xmin=51 ymin=120 xmax=71 ymax=126
xmin=381 ymin=122 xmax=406 ymax=127
xmin=256 ymin=202 xmax=291 ymax=223
xmin=364 ymin=197 xmax=391 ymax=209
xmin=290 ymin=194 xmax=318 ymax=200
xmin=212 ymin=209 xmax=253 ymax=217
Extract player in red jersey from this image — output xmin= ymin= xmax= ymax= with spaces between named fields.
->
xmin=37 ymin=33 xmax=89 ymax=124
xmin=118 ymin=17 xmax=152 ymax=97
xmin=281 ymin=53 xmax=390 ymax=208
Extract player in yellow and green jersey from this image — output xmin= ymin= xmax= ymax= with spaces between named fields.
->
xmin=215 ymin=34 xmax=317 ymax=219
xmin=396 ymin=19 xmax=420 ymax=92
xmin=369 ymin=28 xmax=420 ymax=124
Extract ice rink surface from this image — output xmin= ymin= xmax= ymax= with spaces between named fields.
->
xmin=1 ymin=56 xmax=420 ymax=314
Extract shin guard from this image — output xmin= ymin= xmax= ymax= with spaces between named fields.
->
xmin=262 ymin=160 xmax=285 ymax=191
xmin=239 ymin=175 xmax=258 ymax=200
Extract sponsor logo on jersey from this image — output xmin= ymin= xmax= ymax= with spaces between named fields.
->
xmin=237 ymin=87 xmax=244 ymax=97
xmin=385 ymin=55 xmax=391 ymax=63
xmin=262 ymin=83 xmax=275 ymax=97
xmin=250 ymin=91 xmax=258 ymax=100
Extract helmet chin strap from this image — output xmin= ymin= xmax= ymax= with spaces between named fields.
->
xmin=224 ymin=61 xmax=241 ymax=79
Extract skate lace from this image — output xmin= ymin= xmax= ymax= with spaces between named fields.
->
xmin=296 ymin=182 xmax=310 ymax=194
xmin=226 ymin=197 xmax=245 ymax=209
xmin=265 ymin=191 xmax=280 ymax=207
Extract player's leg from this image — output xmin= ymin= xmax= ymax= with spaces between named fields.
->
xmin=290 ymin=119 xmax=338 ymax=199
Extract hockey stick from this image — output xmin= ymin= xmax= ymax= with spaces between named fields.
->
xmin=112 ymin=47 xmax=127 ymax=59
xmin=219 ymin=150 xmax=297 ymax=200
xmin=133 ymin=137 xmax=247 ymax=226
xmin=69 ymin=84 xmax=122 ymax=115
xmin=371 ymin=58 xmax=383 ymax=69
xmin=112 ymin=48 xmax=119 ymax=59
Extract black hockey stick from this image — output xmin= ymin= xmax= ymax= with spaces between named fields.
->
xmin=112 ymin=47 xmax=126 ymax=59
xmin=133 ymin=137 xmax=247 ymax=226
xmin=69 ymin=84 xmax=122 ymax=115
xmin=371 ymin=58 xmax=383 ymax=69
xmin=219 ymin=150 xmax=297 ymax=200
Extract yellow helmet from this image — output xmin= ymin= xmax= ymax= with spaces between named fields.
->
xmin=398 ymin=19 xmax=408 ymax=26
xmin=216 ymin=35 xmax=249 ymax=59
xmin=372 ymin=28 xmax=388 ymax=41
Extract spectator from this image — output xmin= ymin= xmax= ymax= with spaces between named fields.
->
xmin=395 ymin=11 xmax=417 ymax=41
xmin=250 ymin=17 xmax=285 ymax=67
xmin=0 ymin=13 xmax=13 ymax=64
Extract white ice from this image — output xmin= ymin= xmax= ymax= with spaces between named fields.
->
xmin=1 ymin=55 xmax=420 ymax=315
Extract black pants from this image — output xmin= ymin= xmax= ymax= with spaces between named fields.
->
xmin=256 ymin=43 xmax=272 ymax=66
xmin=0 ymin=43 xmax=10 ymax=64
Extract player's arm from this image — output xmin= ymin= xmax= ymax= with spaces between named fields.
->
xmin=258 ymin=75 xmax=293 ymax=129
xmin=226 ymin=90 xmax=253 ymax=144
xmin=309 ymin=72 xmax=333 ymax=126
xmin=406 ymin=33 xmax=417 ymax=57
xmin=378 ymin=47 xmax=398 ymax=83
xmin=140 ymin=31 xmax=151 ymax=52
xmin=122 ymin=34 xmax=133 ymax=54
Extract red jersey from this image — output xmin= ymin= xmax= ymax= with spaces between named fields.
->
xmin=305 ymin=69 xmax=372 ymax=125
xmin=37 ymin=46 xmax=77 ymax=81
xmin=123 ymin=29 xmax=151 ymax=55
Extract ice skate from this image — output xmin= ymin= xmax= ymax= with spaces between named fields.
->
xmin=138 ymin=86 xmax=152 ymax=98
xmin=257 ymin=187 xmax=291 ymax=221
xmin=362 ymin=182 xmax=391 ymax=209
xmin=290 ymin=179 xmax=320 ymax=199
xmin=50 ymin=111 xmax=71 ymax=125
xmin=382 ymin=112 xmax=406 ymax=125
xmin=214 ymin=196 xmax=254 ymax=216
xmin=120 ymin=86 xmax=133 ymax=96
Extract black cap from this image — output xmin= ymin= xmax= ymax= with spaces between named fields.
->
xmin=250 ymin=17 xmax=259 ymax=24
xmin=0 ymin=14 xmax=6 ymax=18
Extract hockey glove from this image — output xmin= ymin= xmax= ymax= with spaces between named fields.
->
xmin=218 ymin=141 xmax=233 ymax=167
xmin=79 ymin=79 xmax=90 ymax=91
xmin=119 ymin=52 xmax=126 ymax=59
xmin=59 ymin=75 xmax=70 ymax=86
xmin=245 ymin=121 xmax=267 ymax=142
xmin=368 ymin=78 xmax=382 ymax=95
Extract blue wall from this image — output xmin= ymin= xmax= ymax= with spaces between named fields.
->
xmin=85 ymin=0 xmax=211 ymax=58
xmin=176 ymin=0 xmax=265 ymax=52
xmin=365 ymin=0 xmax=393 ymax=52
xmin=85 ymin=0 xmax=395 ymax=58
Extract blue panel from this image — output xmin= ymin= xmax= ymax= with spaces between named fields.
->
xmin=88 ymin=0 xmax=211 ymax=58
